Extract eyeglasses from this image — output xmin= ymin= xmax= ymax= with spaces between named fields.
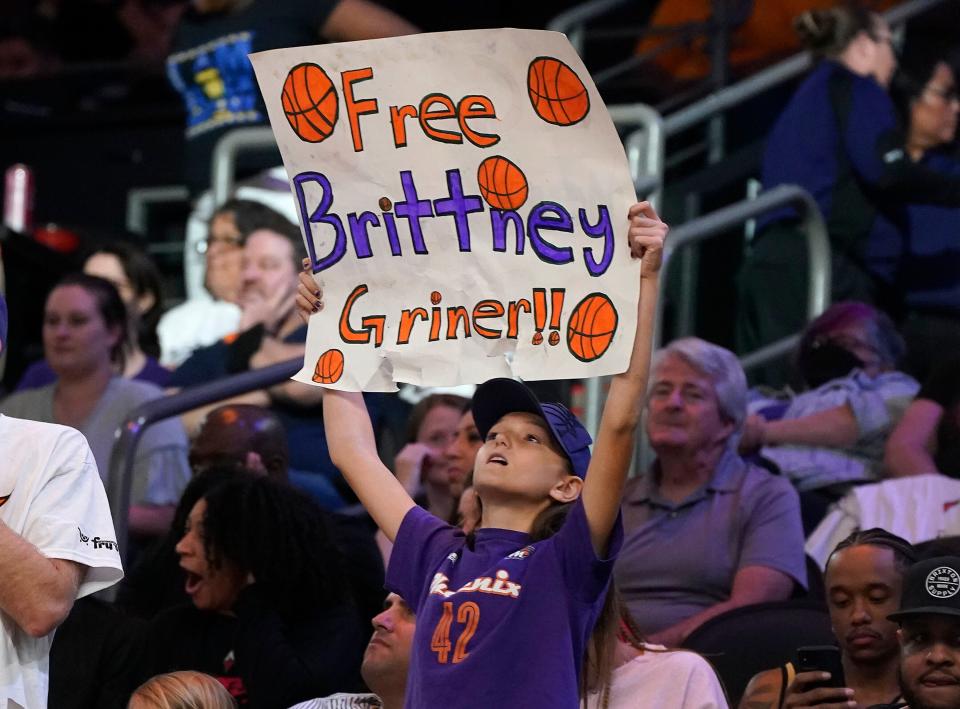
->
xmin=195 ymin=234 xmax=244 ymax=255
xmin=925 ymin=85 xmax=960 ymax=105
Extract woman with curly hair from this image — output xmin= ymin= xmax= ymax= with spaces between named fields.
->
xmin=137 ymin=472 xmax=367 ymax=709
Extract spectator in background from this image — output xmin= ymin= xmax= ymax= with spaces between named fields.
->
xmin=167 ymin=0 xmax=416 ymax=198
xmin=291 ymin=593 xmax=415 ymax=709
xmin=739 ymin=302 xmax=918 ymax=525
xmin=740 ymin=529 xmax=913 ymax=709
xmin=616 ymin=337 xmax=806 ymax=647
xmin=583 ymin=587 xmax=727 ymax=709
xmin=0 ymin=291 xmax=124 ymax=709
xmin=886 ymin=357 xmax=960 ymax=480
xmin=158 ymin=199 xmax=296 ymax=368
xmin=169 ymin=219 xmax=368 ymax=509
xmin=17 ymin=241 xmax=170 ymax=390
xmin=189 ymin=403 xmax=289 ymax=481
xmin=167 ymin=0 xmax=417 ymax=298
xmin=394 ymin=394 xmax=470 ymax=522
xmin=138 ymin=472 xmax=367 ymax=708
xmin=871 ymin=555 xmax=960 ymax=709
xmin=737 ymin=6 xmax=960 ymax=367
xmin=891 ymin=52 xmax=960 ymax=381
xmin=0 ymin=274 xmax=191 ymax=537
xmin=377 ymin=396 xmax=477 ymax=564
xmin=130 ymin=671 xmax=237 ymax=709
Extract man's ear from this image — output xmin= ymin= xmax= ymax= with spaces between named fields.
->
xmin=136 ymin=291 xmax=156 ymax=317
xmin=549 ymin=475 xmax=583 ymax=504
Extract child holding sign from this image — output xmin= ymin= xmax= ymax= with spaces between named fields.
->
xmin=297 ymin=202 xmax=666 ymax=707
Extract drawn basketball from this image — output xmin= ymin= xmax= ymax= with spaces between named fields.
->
xmin=548 ymin=331 xmax=560 ymax=346
xmin=312 ymin=348 xmax=344 ymax=384
xmin=527 ymin=57 xmax=590 ymax=126
xmin=477 ymin=156 xmax=528 ymax=211
xmin=430 ymin=291 xmax=442 ymax=305
xmin=567 ymin=293 xmax=618 ymax=362
xmin=282 ymin=63 xmax=339 ymax=143
xmin=532 ymin=332 xmax=543 ymax=345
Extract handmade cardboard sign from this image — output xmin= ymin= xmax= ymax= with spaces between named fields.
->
xmin=250 ymin=29 xmax=639 ymax=391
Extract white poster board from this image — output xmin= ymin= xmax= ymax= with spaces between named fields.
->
xmin=250 ymin=28 xmax=639 ymax=391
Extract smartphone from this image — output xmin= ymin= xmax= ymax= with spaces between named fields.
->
xmin=796 ymin=645 xmax=846 ymax=688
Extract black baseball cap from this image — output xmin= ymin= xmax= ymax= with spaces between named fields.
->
xmin=471 ymin=378 xmax=592 ymax=478
xmin=889 ymin=556 xmax=960 ymax=622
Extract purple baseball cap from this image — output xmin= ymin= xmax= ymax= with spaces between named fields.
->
xmin=472 ymin=378 xmax=592 ymax=478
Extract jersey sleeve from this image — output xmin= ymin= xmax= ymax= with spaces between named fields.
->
xmin=553 ymin=498 xmax=623 ymax=603
xmin=24 ymin=429 xmax=123 ymax=597
xmin=385 ymin=505 xmax=462 ymax=610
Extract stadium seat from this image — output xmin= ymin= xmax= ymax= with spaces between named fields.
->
xmin=680 ymin=599 xmax=834 ymax=705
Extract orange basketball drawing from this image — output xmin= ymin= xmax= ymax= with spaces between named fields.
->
xmin=477 ymin=156 xmax=528 ymax=211
xmin=312 ymin=348 xmax=345 ymax=384
xmin=430 ymin=291 xmax=442 ymax=305
xmin=532 ymin=332 xmax=543 ymax=345
xmin=548 ymin=331 xmax=560 ymax=346
xmin=282 ymin=63 xmax=339 ymax=143
xmin=527 ymin=56 xmax=590 ymax=126
xmin=567 ymin=293 xmax=618 ymax=362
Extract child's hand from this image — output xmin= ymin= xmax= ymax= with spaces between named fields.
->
xmin=296 ymin=258 xmax=324 ymax=323
xmin=628 ymin=201 xmax=667 ymax=278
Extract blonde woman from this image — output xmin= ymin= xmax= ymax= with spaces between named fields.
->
xmin=129 ymin=671 xmax=236 ymax=709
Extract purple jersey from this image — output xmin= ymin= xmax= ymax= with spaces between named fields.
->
xmin=387 ymin=499 xmax=622 ymax=708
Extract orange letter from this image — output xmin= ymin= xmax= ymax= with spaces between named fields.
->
xmin=458 ymin=95 xmax=500 ymax=148
xmin=397 ymin=307 xmax=429 ymax=345
xmin=472 ymin=300 xmax=504 ymax=339
xmin=390 ymin=104 xmax=418 ymax=148
xmin=339 ymin=284 xmax=386 ymax=347
xmin=342 ymin=68 xmax=378 ymax=152
xmin=446 ymin=306 xmax=471 ymax=340
xmin=507 ymin=299 xmax=531 ymax=339
xmin=419 ymin=94 xmax=462 ymax=144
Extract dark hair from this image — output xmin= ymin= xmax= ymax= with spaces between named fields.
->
xmin=891 ymin=49 xmax=955 ymax=121
xmin=49 ymin=273 xmax=129 ymax=366
xmin=85 ymin=241 xmax=164 ymax=358
xmin=223 ymin=200 xmax=305 ymax=272
xmin=199 ymin=473 xmax=349 ymax=614
xmin=794 ymin=4 xmax=878 ymax=59
xmin=214 ymin=198 xmax=298 ymax=242
xmin=405 ymin=393 xmax=471 ymax=443
xmin=828 ymin=527 xmax=918 ymax=575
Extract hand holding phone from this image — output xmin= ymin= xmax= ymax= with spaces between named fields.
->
xmin=782 ymin=646 xmax=855 ymax=708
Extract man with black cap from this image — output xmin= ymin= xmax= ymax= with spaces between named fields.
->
xmin=0 ymin=293 xmax=123 ymax=707
xmin=871 ymin=556 xmax=960 ymax=709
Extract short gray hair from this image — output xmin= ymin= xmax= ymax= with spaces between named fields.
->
xmin=651 ymin=337 xmax=748 ymax=444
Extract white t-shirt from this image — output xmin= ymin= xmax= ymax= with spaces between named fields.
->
xmin=0 ymin=415 xmax=124 ymax=709
xmin=157 ymin=295 xmax=241 ymax=368
xmin=585 ymin=644 xmax=729 ymax=709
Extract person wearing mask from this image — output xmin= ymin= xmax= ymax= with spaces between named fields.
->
xmin=740 ymin=302 xmax=918 ymax=528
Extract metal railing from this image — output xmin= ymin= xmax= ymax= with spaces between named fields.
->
xmin=107 ymin=357 xmax=301 ymax=568
xmin=210 ymin=126 xmax=278 ymax=208
xmin=652 ymin=184 xmax=831 ymax=362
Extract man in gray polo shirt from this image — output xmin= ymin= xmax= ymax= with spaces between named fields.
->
xmin=616 ymin=337 xmax=807 ymax=647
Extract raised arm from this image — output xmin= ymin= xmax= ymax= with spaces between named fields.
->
xmin=297 ymin=267 xmax=416 ymax=540
xmin=581 ymin=201 xmax=666 ymax=554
